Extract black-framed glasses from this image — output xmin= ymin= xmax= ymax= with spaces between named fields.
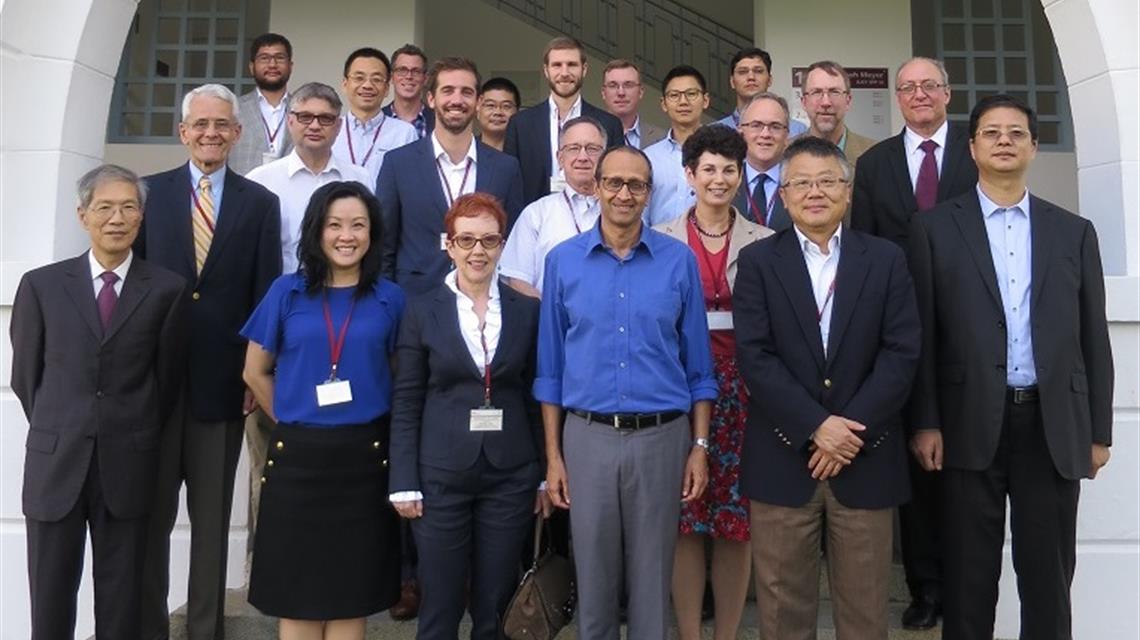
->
xmin=739 ymin=120 xmax=787 ymax=134
xmin=663 ymin=89 xmax=704 ymax=104
xmin=451 ymin=233 xmax=504 ymax=250
xmin=291 ymin=111 xmax=338 ymax=127
xmin=254 ymin=53 xmax=290 ymax=65
xmin=897 ymin=81 xmax=947 ymax=96
xmin=599 ymin=177 xmax=651 ymax=196
xmin=393 ymin=66 xmax=425 ymax=78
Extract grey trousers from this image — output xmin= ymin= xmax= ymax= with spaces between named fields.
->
xmin=563 ymin=412 xmax=691 ymax=640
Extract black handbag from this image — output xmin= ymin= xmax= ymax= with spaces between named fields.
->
xmin=502 ymin=515 xmax=577 ymax=640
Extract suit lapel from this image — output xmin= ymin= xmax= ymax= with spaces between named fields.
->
xmin=538 ymin=102 xmax=552 ymax=180
xmin=772 ymin=232 xmax=826 ymax=371
xmin=167 ymin=164 xmax=197 ymax=277
xmin=474 ymin=142 xmax=494 ymax=192
xmin=63 ymin=255 xmax=104 ymax=341
xmin=420 ymin=140 xmax=451 ymax=214
xmin=1028 ymin=196 xmax=1052 ymax=314
xmin=938 ymin=124 xmax=971 ymax=201
xmin=198 ymin=170 xmax=244 ymax=281
xmin=433 ymin=286 xmax=484 ymax=380
xmin=825 ymin=232 xmax=870 ymax=369
xmin=768 ymin=193 xmax=790 ymax=231
xmin=103 ymin=260 xmax=152 ymax=344
xmin=491 ymin=280 xmax=517 ymax=374
xmin=950 ymin=196 xmax=1003 ymax=311
xmin=886 ymin=132 xmax=918 ymax=214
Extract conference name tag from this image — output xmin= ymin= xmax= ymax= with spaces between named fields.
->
xmin=707 ymin=310 xmax=734 ymax=331
xmin=440 ymin=232 xmax=449 ymax=251
xmin=469 ymin=407 xmax=504 ymax=432
xmin=316 ymin=379 xmax=353 ymax=407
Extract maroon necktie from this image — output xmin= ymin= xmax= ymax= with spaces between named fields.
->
xmin=97 ymin=271 xmax=119 ymax=332
xmin=915 ymin=139 xmax=940 ymax=211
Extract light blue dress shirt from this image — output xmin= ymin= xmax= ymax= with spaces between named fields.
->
xmin=188 ymin=163 xmax=226 ymax=218
xmin=743 ymin=163 xmax=781 ymax=219
xmin=978 ymin=186 xmax=1036 ymax=387
xmin=642 ymin=129 xmax=695 ymax=226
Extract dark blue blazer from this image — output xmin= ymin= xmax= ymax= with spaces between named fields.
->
xmin=136 ymin=163 xmax=282 ymax=422
xmin=733 ymin=228 xmax=921 ymax=509
xmin=389 ymin=280 xmax=542 ymax=493
xmin=733 ymin=178 xmax=791 ymax=231
xmin=377 ymin=137 xmax=524 ymax=296
xmin=503 ymin=99 xmax=624 ymax=206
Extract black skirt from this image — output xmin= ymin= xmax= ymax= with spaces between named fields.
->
xmin=248 ymin=419 xmax=401 ymax=620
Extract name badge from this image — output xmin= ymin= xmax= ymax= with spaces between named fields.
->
xmin=707 ymin=310 xmax=734 ymax=331
xmin=549 ymin=176 xmax=567 ymax=193
xmin=261 ymin=151 xmax=277 ymax=166
xmin=316 ymin=379 xmax=353 ymax=406
xmin=469 ymin=407 xmax=504 ymax=432
xmin=441 ymin=232 xmax=449 ymax=251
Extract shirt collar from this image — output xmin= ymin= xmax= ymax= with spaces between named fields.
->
xmin=189 ymin=162 xmax=226 ymax=189
xmin=584 ymin=218 xmax=656 ymax=258
xmin=256 ymin=88 xmax=288 ymax=110
xmin=548 ymin=94 xmax=583 ymax=121
xmin=903 ymin=119 xmax=950 ymax=156
xmin=431 ymin=132 xmax=478 ymax=166
xmin=977 ymin=184 xmax=1030 ymax=219
xmin=627 ymin=116 xmax=641 ymax=137
xmin=745 ymin=161 xmax=781 ymax=187
xmin=285 ymin=149 xmax=341 ymax=177
xmin=348 ymin=109 xmax=386 ymax=131
xmin=88 ymin=249 xmax=133 ymax=283
xmin=445 ymin=269 xmax=501 ymax=304
xmin=564 ymin=183 xmax=596 ymax=202
xmin=793 ymin=223 xmax=843 ymax=256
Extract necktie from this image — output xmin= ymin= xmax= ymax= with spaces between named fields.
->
xmin=751 ymin=174 xmax=769 ymax=226
xmin=97 ymin=271 xmax=119 ymax=332
xmin=193 ymin=176 xmax=215 ymax=274
xmin=915 ymin=139 xmax=940 ymax=211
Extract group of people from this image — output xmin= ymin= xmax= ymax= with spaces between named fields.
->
xmin=10 ymin=28 xmax=1114 ymax=640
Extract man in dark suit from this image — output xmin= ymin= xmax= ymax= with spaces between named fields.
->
xmin=503 ymin=36 xmax=624 ymax=206
xmin=908 ymin=95 xmax=1113 ymax=640
xmin=11 ymin=164 xmax=187 ymax=640
xmin=136 ymin=84 xmax=282 ymax=640
xmin=379 ymin=56 xmax=525 ymax=297
xmin=849 ymin=56 xmax=978 ymax=629
xmin=734 ymin=136 xmax=921 ymax=640
xmin=732 ymin=92 xmax=794 ymax=230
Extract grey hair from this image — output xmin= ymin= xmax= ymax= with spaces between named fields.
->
xmin=77 ymin=164 xmax=148 ymax=209
xmin=181 ymin=83 xmax=241 ymax=121
xmin=288 ymin=82 xmax=343 ymax=114
xmin=741 ymin=91 xmax=790 ymax=125
xmin=895 ymin=56 xmax=950 ymax=86
xmin=559 ymin=115 xmax=608 ymax=147
xmin=779 ymin=136 xmax=853 ymax=182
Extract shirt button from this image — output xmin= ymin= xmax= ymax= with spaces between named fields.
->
xmin=192 ymin=292 xmax=201 ymax=301
xmin=619 ymin=362 xmax=626 ymax=368
xmin=618 ymin=326 xmax=625 ymax=333
xmin=619 ymin=292 xmax=625 ymax=298
xmin=823 ymin=379 xmax=832 ymax=389
xmin=96 ymin=390 xmax=104 ymax=398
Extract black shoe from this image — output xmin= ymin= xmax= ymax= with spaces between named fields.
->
xmin=901 ymin=598 xmax=941 ymax=630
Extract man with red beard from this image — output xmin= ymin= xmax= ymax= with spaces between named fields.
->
xmin=231 ymin=33 xmax=294 ymax=175
xmin=504 ymin=36 xmax=624 ymax=206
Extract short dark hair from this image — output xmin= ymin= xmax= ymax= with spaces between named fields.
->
xmin=297 ymin=181 xmax=384 ymax=298
xmin=479 ymin=76 xmax=521 ymax=107
xmin=969 ymin=93 xmax=1039 ymax=142
xmin=343 ymin=47 xmax=392 ymax=78
xmin=390 ymin=43 xmax=427 ymax=67
xmin=249 ymin=33 xmax=292 ymax=62
xmin=662 ymin=64 xmax=707 ymax=93
xmin=804 ymin=60 xmax=850 ymax=91
xmin=730 ymin=47 xmax=773 ymax=75
xmin=594 ymin=145 xmax=653 ymax=185
xmin=780 ymin=136 xmax=852 ymax=180
xmin=426 ymin=57 xmax=481 ymax=95
xmin=682 ymin=124 xmax=746 ymax=172
xmin=603 ymin=58 xmax=640 ymax=77
xmin=543 ymin=36 xmax=586 ymax=65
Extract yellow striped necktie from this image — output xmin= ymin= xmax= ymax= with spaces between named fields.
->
xmin=192 ymin=175 xmax=215 ymax=274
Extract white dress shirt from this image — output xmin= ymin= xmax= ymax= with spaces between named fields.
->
xmin=794 ymin=224 xmax=842 ymax=356
xmin=256 ymin=89 xmax=289 ymax=154
xmin=331 ymin=110 xmax=417 ymax=188
xmin=548 ymin=94 xmax=582 ymax=180
xmin=903 ymin=120 xmax=949 ymax=190
xmin=246 ymin=150 xmax=372 ymax=273
xmin=88 ymin=250 xmax=132 ymax=297
xmin=499 ymin=184 xmax=599 ymax=293
xmin=978 ymin=185 xmax=1037 ymax=387
xmin=431 ymin=132 xmax=479 ymax=206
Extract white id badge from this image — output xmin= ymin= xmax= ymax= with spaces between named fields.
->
xmin=316 ymin=379 xmax=353 ymax=406
xmin=261 ymin=151 xmax=277 ymax=166
xmin=440 ymin=232 xmax=449 ymax=251
xmin=469 ymin=407 xmax=504 ymax=432
xmin=549 ymin=176 xmax=567 ymax=193
xmin=707 ymin=310 xmax=734 ymax=331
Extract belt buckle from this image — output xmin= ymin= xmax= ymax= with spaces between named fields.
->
xmin=613 ymin=414 xmax=621 ymax=429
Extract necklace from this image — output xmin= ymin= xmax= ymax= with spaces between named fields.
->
xmin=689 ymin=210 xmax=733 ymax=238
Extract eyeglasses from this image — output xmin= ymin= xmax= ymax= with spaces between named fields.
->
xmin=739 ymin=120 xmax=787 ymax=134
xmin=599 ymin=177 xmax=651 ymax=196
xmin=254 ymin=53 xmax=290 ymax=65
xmin=187 ymin=118 xmax=235 ymax=133
xmin=88 ymin=202 xmax=142 ymax=219
xmin=897 ymin=81 xmax=947 ymax=96
xmin=347 ymin=73 xmax=388 ymax=86
xmin=781 ymin=176 xmax=849 ymax=194
xmin=803 ymin=88 xmax=849 ymax=100
xmin=393 ymin=66 xmax=425 ymax=78
xmin=451 ymin=233 xmax=504 ymax=250
xmin=291 ymin=111 xmax=338 ymax=127
xmin=663 ymin=89 xmax=704 ymax=104
xmin=559 ymin=143 xmax=604 ymax=157
xmin=976 ymin=127 xmax=1032 ymax=144
xmin=480 ymin=100 xmax=517 ymax=113
xmin=603 ymin=81 xmax=640 ymax=91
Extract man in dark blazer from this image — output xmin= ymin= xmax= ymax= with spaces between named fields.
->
xmin=136 ymin=84 xmax=282 ymax=640
xmin=732 ymin=93 xmax=794 ymax=230
xmin=848 ymin=56 xmax=978 ymax=628
xmin=734 ymin=137 xmax=921 ymax=640
xmin=11 ymin=164 xmax=187 ymax=640
xmin=379 ymin=56 xmax=524 ymax=297
xmin=908 ymin=95 xmax=1113 ymax=640
xmin=503 ymin=36 xmax=624 ymax=206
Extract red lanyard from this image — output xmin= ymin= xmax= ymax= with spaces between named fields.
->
xmin=478 ymin=325 xmax=492 ymax=406
xmin=260 ymin=109 xmax=285 ymax=147
xmin=744 ymin=176 xmax=777 ymax=226
xmin=436 ymin=157 xmax=474 ymax=207
xmin=691 ymin=219 xmax=731 ymax=310
xmin=816 ymin=278 xmax=837 ymax=322
xmin=345 ymin=115 xmax=386 ymax=166
xmin=189 ymin=182 xmax=215 ymax=232
xmin=322 ymin=293 xmax=357 ymax=380
xmin=562 ymin=191 xmax=584 ymax=234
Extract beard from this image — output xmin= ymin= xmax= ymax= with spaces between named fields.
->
xmin=437 ymin=108 xmax=475 ymax=134
xmin=548 ymin=76 xmax=584 ymax=99
xmin=256 ymin=75 xmax=289 ymax=92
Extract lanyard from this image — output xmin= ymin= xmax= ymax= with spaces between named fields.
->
xmin=189 ymin=182 xmax=215 ymax=232
xmin=743 ymin=176 xmax=777 ymax=226
xmin=691 ymin=218 xmax=731 ymax=310
xmin=816 ymin=277 xmax=837 ymax=323
xmin=345 ymin=115 xmax=386 ymax=166
xmin=259 ymin=109 xmax=285 ymax=147
xmin=562 ymin=191 xmax=584 ymax=234
xmin=436 ymin=157 xmax=474 ymax=207
xmin=478 ymin=325 xmax=492 ymax=407
xmin=322 ymin=292 xmax=357 ymax=380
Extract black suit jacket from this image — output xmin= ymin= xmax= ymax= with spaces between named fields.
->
xmin=907 ymin=192 xmax=1114 ymax=479
xmin=503 ymin=98 xmax=625 ymax=205
xmin=11 ymin=254 xmax=187 ymax=521
xmin=377 ymin=137 xmax=524 ymax=296
xmin=390 ymin=280 xmax=542 ymax=493
xmin=734 ymin=229 xmax=921 ymax=509
xmin=851 ymin=123 xmax=978 ymax=249
xmin=136 ymin=164 xmax=282 ymax=421
xmin=733 ymin=177 xmax=791 ymax=231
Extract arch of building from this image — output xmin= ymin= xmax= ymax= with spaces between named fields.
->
xmin=0 ymin=0 xmax=1136 ymax=638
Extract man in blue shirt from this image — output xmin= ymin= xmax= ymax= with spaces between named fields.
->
xmin=536 ymin=145 xmax=717 ymax=640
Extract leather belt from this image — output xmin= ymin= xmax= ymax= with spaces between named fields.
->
xmin=569 ymin=409 xmax=685 ymax=431
xmin=1008 ymin=386 xmax=1039 ymax=405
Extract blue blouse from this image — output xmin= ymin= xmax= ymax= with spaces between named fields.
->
xmin=241 ymin=273 xmax=406 ymax=427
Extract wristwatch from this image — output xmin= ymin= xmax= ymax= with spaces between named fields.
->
xmin=693 ymin=437 xmax=710 ymax=452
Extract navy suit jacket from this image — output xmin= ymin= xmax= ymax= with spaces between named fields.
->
xmin=378 ymin=137 xmax=524 ymax=296
xmin=503 ymin=98 xmax=624 ymax=205
xmin=733 ymin=178 xmax=791 ymax=231
xmin=389 ymin=280 xmax=542 ymax=492
xmin=734 ymin=229 xmax=921 ymax=509
xmin=136 ymin=164 xmax=282 ymax=421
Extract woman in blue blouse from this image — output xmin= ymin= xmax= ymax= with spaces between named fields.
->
xmin=241 ymin=181 xmax=405 ymax=640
